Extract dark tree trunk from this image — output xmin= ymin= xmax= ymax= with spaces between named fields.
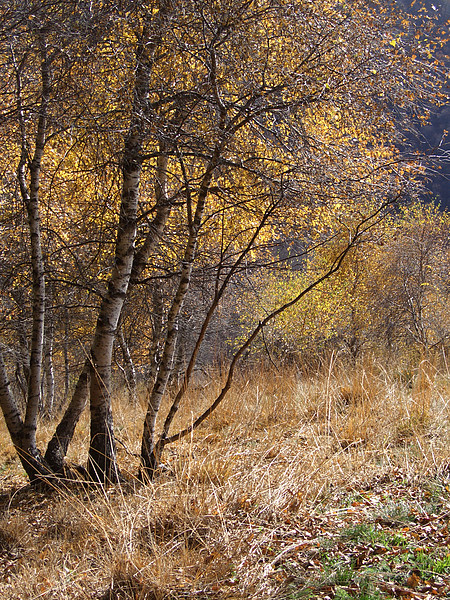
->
xmin=44 ymin=360 xmax=90 ymax=473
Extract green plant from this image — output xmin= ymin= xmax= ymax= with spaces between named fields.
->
xmin=340 ymin=523 xmax=385 ymax=545
xmin=334 ymin=588 xmax=353 ymax=600
xmin=357 ymin=575 xmax=384 ymax=600
xmin=410 ymin=549 xmax=450 ymax=576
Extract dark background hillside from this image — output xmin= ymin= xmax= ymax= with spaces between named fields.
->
xmin=397 ymin=0 xmax=449 ymax=208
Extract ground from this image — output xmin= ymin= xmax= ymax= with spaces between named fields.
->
xmin=0 ymin=359 xmax=449 ymax=599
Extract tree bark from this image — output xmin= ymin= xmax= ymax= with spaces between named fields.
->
xmin=11 ymin=35 xmax=51 ymax=482
xmin=140 ymin=147 xmax=223 ymax=477
xmin=63 ymin=307 xmax=70 ymax=406
xmin=0 ymin=350 xmax=24 ymax=452
xmin=87 ymin=26 xmax=154 ymax=484
xmin=148 ymin=283 xmax=164 ymax=383
xmin=44 ymin=359 xmax=90 ymax=473
xmin=130 ymin=150 xmax=171 ymax=284
xmin=43 ymin=316 xmax=55 ymax=417
xmin=117 ymin=328 xmax=137 ymax=404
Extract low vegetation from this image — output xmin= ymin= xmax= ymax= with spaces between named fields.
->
xmin=1 ymin=356 xmax=449 ymax=599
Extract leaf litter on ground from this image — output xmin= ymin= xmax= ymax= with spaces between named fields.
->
xmin=274 ymin=471 xmax=450 ymax=599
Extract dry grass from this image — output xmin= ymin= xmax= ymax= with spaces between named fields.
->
xmin=0 ymin=356 xmax=449 ymax=599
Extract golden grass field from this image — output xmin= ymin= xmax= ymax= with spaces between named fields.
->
xmin=1 ymin=356 xmax=449 ymax=599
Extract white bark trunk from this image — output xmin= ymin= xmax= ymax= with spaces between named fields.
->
xmin=63 ymin=307 xmax=70 ymax=405
xmin=44 ymin=318 xmax=55 ymax=417
xmin=118 ymin=328 xmax=137 ymax=404
xmin=88 ymin=166 xmax=141 ymax=482
xmin=0 ymin=350 xmax=23 ymax=444
xmin=12 ymin=36 xmax=50 ymax=481
xmin=88 ymin=26 xmax=154 ymax=483
xmin=140 ymin=147 xmax=222 ymax=475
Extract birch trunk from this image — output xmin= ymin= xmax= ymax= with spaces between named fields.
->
xmin=87 ymin=31 xmax=153 ymax=484
xmin=63 ymin=307 xmax=70 ymax=406
xmin=117 ymin=328 xmax=137 ymax=404
xmin=44 ymin=317 xmax=55 ymax=417
xmin=140 ymin=148 xmax=222 ymax=477
xmin=0 ymin=350 xmax=24 ymax=452
xmin=148 ymin=283 xmax=164 ymax=383
xmin=10 ymin=36 xmax=51 ymax=481
xmin=130 ymin=151 xmax=171 ymax=284
xmin=87 ymin=161 xmax=140 ymax=483
xmin=46 ymin=9 xmax=172 ymax=481
xmin=15 ymin=314 xmax=30 ymax=401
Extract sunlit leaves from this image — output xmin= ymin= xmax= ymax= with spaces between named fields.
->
xmin=237 ymin=201 xmax=449 ymax=360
